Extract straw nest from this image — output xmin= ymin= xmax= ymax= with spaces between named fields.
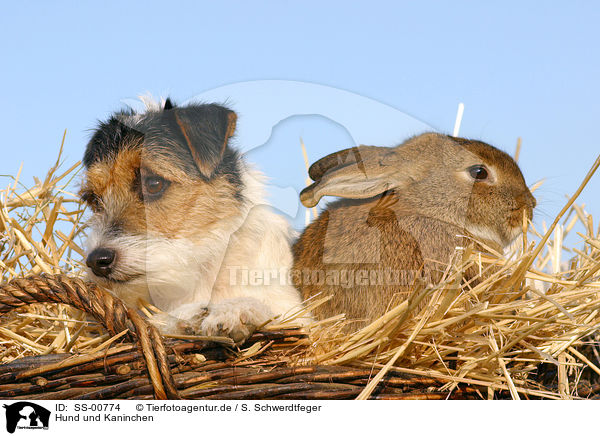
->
xmin=1 ymin=138 xmax=599 ymax=400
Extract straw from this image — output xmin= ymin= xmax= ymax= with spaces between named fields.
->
xmin=1 ymin=138 xmax=599 ymax=399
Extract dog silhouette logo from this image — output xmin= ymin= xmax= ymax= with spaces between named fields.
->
xmin=3 ymin=402 xmax=50 ymax=433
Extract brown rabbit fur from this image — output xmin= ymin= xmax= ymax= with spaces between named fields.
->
xmin=293 ymin=133 xmax=536 ymax=329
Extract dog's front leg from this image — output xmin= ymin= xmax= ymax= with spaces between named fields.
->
xmin=150 ymin=299 xmax=272 ymax=345
xmin=195 ymin=298 xmax=273 ymax=344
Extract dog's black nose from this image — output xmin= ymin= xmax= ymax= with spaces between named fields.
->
xmin=86 ymin=248 xmax=116 ymax=277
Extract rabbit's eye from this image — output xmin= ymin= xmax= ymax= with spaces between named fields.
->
xmin=468 ymin=165 xmax=489 ymax=181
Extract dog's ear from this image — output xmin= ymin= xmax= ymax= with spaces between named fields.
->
xmin=170 ymin=104 xmax=237 ymax=178
xmin=163 ymin=98 xmax=175 ymax=110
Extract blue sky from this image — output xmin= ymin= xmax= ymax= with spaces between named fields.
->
xmin=1 ymin=2 xmax=599 ymax=232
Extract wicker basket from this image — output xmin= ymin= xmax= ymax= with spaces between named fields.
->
xmin=0 ymin=274 xmax=489 ymax=400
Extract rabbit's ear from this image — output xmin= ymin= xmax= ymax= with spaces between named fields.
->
xmin=308 ymin=145 xmax=382 ymax=181
xmin=300 ymin=146 xmax=410 ymax=208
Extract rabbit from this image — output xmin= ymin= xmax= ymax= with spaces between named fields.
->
xmin=292 ymin=132 xmax=536 ymax=327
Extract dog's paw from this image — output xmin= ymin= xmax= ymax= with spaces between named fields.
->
xmin=200 ymin=298 xmax=273 ymax=345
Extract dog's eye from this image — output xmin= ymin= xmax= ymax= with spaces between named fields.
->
xmin=81 ymin=191 xmax=102 ymax=212
xmin=468 ymin=165 xmax=489 ymax=181
xmin=142 ymin=175 xmax=169 ymax=198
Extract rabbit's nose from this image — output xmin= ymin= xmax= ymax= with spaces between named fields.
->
xmin=526 ymin=191 xmax=537 ymax=209
xmin=518 ymin=190 xmax=536 ymax=209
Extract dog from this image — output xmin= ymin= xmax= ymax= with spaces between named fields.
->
xmin=80 ymin=97 xmax=309 ymax=343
